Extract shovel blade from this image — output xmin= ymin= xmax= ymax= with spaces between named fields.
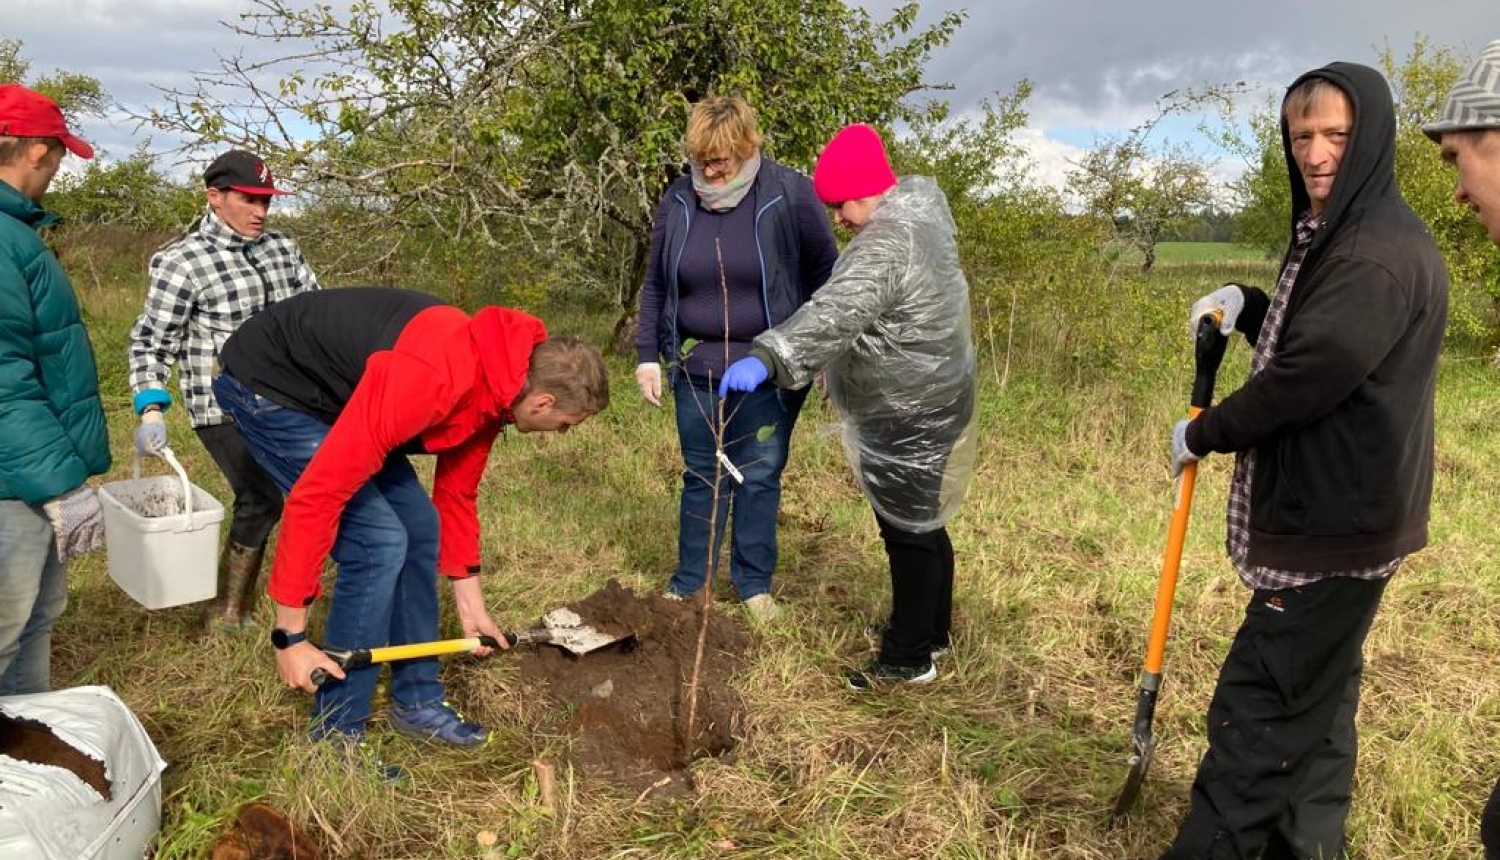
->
xmin=1111 ymin=733 xmax=1154 ymax=818
xmin=1111 ymin=681 xmax=1161 ymax=819
xmin=538 ymin=607 xmax=629 ymax=655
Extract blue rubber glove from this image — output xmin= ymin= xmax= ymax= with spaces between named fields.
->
xmin=1170 ymin=418 xmax=1201 ymax=477
xmin=718 ymin=356 xmax=769 ymax=397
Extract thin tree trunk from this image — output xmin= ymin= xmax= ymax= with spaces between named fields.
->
xmin=609 ymin=235 xmax=649 ymax=356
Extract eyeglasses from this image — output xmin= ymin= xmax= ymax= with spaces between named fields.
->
xmin=696 ymin=156 xmax=733 ymax=172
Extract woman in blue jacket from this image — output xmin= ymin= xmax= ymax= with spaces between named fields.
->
xmin=634 ymin=96 xmax=837 ymax=620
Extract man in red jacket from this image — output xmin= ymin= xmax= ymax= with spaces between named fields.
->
xmin=215 ymin=287 xmax=608 ymax=756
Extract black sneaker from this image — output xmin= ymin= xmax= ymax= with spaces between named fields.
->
xmin=862 ymin=623 xmax=949 ymax=662
xmin=845 ymin=660 xmax=938 ymax=692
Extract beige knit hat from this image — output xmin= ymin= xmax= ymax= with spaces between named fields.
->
xmin=1424 ymin=39 xmax=1500 ymax=141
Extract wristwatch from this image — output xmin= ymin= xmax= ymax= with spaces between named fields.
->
xmin=270 ymin=628 xmax=307 ymax=650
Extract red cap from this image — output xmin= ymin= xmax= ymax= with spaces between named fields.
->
xmin=813 ymin=123 xmax=896 ymax=205
xmin=0 ymin=84 xmax=94 ymax=160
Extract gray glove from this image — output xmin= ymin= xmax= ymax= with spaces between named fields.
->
xmin=135 ymin=410 xmax=167 ymax=456
xmin=1189 ymin=284 xmax=1246 ymax=337
xmin=1170 ymin=418 xmax=1201 ymax=477
xmin=42 ymin=487 xmax=104 ymax=562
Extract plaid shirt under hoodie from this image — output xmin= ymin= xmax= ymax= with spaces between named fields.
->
xmin=1225 ymin=212 xmax=1401 ymax=590
xmin=128 ymin=207 xmax=319 ymax=427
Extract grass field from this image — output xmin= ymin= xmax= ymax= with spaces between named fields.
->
xmin=1154 ymin=242 xmax=1275 ymax=264
xmin=39 ymin=234 xmax=1500 ymax=859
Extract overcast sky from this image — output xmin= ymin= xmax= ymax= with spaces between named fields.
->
xmin=6 ymin=0 xmax=1496 ymax=186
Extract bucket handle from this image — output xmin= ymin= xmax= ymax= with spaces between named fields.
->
xmin=131 ymin=447 xmax=198 ymax=530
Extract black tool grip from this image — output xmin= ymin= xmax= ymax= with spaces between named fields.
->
xmin=1191 ymin=314 xmax=1229 ymax=410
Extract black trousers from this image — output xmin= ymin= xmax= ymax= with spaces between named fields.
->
xmin=1483 ymin=778 xmax=1500 ymax=860
xmin=196 ymin=422 xmax=284 ymax=549
xmin=876 ymin=515 xmax=953 ymax=667
xmin=1161 ymin=575 xmax=1389 ymax=860
xmin=857 ymin=391 xmax=971 ymax=669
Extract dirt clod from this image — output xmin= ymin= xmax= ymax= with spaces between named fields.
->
xmin=207 ymin=802 xmax=322 ymax=860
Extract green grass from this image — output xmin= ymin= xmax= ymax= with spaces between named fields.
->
xmin=43 ymin=238 xmax=1500 ymax=859
xmin=1154 ymin=241 xmax=1273 ymax=264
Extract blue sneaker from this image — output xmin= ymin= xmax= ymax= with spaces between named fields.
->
xmin=344 ymin=739 xmax=408 ymax=782
xmin=388 ymin=700 xmax=490 ymax=748
xmin=311 ymin=726 xmax=407 ymax=782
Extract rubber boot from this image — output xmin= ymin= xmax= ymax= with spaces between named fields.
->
xmin=204 ymin=540 xmax=265 ymax=632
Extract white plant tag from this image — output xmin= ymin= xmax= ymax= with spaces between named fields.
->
xmin=715 ymin=449 xmax=745 ymax=484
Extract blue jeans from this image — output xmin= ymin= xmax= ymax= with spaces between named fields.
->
xmin=214 ymin=373 xmax=444 ymax=738
xmin=670 ymin=374 xmax=807 ymax=600
xmin=0 ymin=500 xmax=67 ymax=695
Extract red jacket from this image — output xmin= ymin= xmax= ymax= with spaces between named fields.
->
xmin=266 ymin=305 xmax=546 ymax=606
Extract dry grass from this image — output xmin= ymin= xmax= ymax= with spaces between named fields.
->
xmin=44 ymin=249 xmax=1500 ymax=859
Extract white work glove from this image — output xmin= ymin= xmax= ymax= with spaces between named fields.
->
xmin=1189 ymin=283 xmax=1246 ymax=337
xmin=135 ymin=409 xmax=167 ymax=455
xmin=635 ymin=362 xmax=662 ymax=406
xmin=42 ymin=487 xmax=104 ymax=562
xmin=1170 ymin=419 xmax=1201 ymax=478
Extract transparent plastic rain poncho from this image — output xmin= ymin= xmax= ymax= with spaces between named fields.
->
xmin=755 ymin=177 xmax=977 ymax=532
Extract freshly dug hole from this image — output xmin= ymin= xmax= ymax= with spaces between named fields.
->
xmin=514 ymin=580 xmax=749 ymax=797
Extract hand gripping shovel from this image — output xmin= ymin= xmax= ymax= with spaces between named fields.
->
xmin=310 ymin=607 xmax=628 ymax=687
xmin=1111 ymin=313 xmax=1228 ymax=818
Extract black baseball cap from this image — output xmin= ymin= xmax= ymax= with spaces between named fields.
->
xmin=203 ymin=150 xmax=290 ymax=196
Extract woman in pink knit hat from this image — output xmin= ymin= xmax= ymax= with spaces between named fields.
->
xmin=720 ymin=123 xmax=978 ymax=691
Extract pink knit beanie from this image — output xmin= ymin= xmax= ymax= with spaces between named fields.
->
xmin=813 ymin=123 xmax=897 ymax=204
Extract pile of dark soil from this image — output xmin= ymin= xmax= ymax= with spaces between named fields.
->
xmin=208 ymin=802 xmax=322 ymax=860
xmin=515 ymin=580 xmax=749 ymax=797
xmin=0 ymin=712 xmax=110 ymax=799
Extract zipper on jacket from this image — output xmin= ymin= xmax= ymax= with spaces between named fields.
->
xmin=754 ymin=195 xmax=785 ymax=330
xmin=668 ymin=192 xmax=692 ymax=366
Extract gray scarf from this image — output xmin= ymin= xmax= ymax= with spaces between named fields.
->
xmin=691 ymin=150 xmax=762 ymax=212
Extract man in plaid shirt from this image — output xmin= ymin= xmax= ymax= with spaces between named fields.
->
xmin=127 ymin=149 xmax=319 ymax=630
xmin=1161 ymin=63 xmax=1448 ymax=859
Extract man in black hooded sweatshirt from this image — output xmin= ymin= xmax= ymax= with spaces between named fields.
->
xmin=1163 ymin=63 xmax=1449 ymax=859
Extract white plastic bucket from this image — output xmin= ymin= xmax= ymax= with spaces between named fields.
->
xmin=98 ymin=448 xmax=224 ymax=610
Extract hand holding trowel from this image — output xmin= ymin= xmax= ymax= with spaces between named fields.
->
xmin=310 ymin=607 xmax=629 ymax=687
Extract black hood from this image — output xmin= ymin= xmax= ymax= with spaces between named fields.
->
xmin=1281 ymin=61 xmax=1400 ymax=232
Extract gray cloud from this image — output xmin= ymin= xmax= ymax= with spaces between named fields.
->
xmin=9 ymin=0 xmax=1495 ymax=174
xmin=864 ymin=0 xmax=1495 ymax=125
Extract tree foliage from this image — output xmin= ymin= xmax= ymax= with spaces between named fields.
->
xmin=1067 ymin=87 xmax=1238 ymax=273
xmin=891 ymin=83 xmax=1092 ymax=292
xmin=144 ymin=0 xmax=962 ymax=346
xmin=0 ymin=37 xmax=108 ymax=123
xmin=47 ymin=145 xmax=202 ymax=231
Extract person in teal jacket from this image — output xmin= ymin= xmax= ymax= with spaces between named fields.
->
xmin=0 ymin=84 xmax=111 ymax=695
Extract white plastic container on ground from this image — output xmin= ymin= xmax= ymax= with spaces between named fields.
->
xmin=98 ymin=447 xmax=224 ymax=609
xmin=0 ymin=685 xmax=167 ymax=860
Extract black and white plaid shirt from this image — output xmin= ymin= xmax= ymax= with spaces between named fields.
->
xmin=128 ymin=207 xmax=319 ymax=427
xmin=1225 ymin=212 xmax=1401 ymax=590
